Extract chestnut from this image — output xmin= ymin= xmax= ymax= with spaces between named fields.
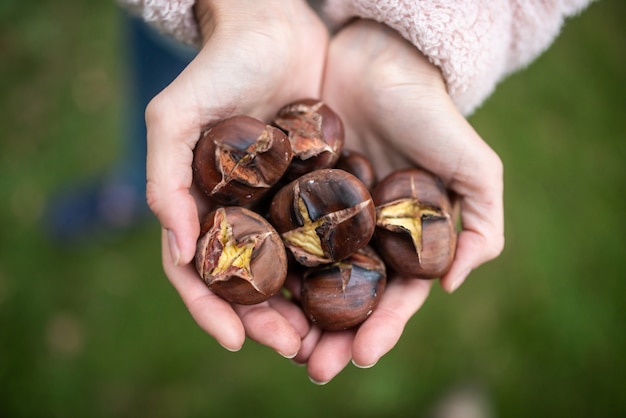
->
xmin=272 ymin=99 xmax=344 ymax=179
xmin=333 ymin=149 xmax=377 ymax=191
xmin=372 ymin=168 xmax=457 ymax=279
xmin=301 ymin=246 xmax=387 ymax=331
xmin=269 ymin=169 xmax=376 ymax=267
xmin=192 ymin=115 xmax=293 ymax=207
xmin=195 ymin=206 xmax=288 ymax=305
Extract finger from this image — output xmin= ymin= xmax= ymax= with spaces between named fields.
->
xmin=351 ymin=277 xmax=432 ymax=368
xmin=440 ymin=137 xmax=505 ymax=293
xmin=379 ymin=97 xmax=504 ymax=293
xmin=306 ymin=329 xmax=356 ymax=385
xmin=161 ymin=229 xmax=246 ymax=351
xmin=292 ymin=325 xmax=322 ymax=365
xmin=233 ymin=302 xmax=302 ymax=359
xmin=441 ymin=194 xmax=504 ymax=293
xmin=267 ymin=292 xmax=311 ymax=339
xmin=146 ymin=89 xmax=202 ymax=266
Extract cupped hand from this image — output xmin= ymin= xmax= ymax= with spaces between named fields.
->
xmin=145 ymin=0 xmax=328 ymax=355
xmin=295 ymin=19 xmax=505 ymax=384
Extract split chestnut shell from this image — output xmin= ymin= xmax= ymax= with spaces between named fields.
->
xmin=273 ymin=99 xmax=344 ymax=180
xmin=195 ymin=206 xmax=288 ymax=304
xmin=269 ymin=169 xmax=375 ymax=267
xmin=372 ymin=168 xmax=457 ymax=278
xmin=192 ymin=115 xmax=293 ymax=207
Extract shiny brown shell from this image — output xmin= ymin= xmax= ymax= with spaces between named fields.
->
xmin=273 ymin=99 xmax=344 ymax=180
xmin=372 ymin=168 xmax=457 ymax=278
xmin=195 ymin=206 xmax=288 ymax=304
xmin=301 ymin=246 xmax=387 ymax=331
xmin=269 ymin=169 xmax=376 ymax=267
xmin=192 ymin=115 xmax=292 ymax=207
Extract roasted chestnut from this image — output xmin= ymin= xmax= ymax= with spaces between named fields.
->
xmin=269 ymin=169 xmax=376 ymax=267
xmin=273 ymin=99 xmax=344 ymax=179
xmin=195 ymin=206 xmax=288 ymax=305
xmin=192 ymin=115 xmax=293 ymax=207
xmin=372 ymin=168 xmax=457 ymax=278
xmin=301 ymin=246 xmax=386 ymax=331
xmin=334 ymin=149 xmax=377 ymax=191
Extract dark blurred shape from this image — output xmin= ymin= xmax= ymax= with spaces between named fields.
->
xmin=44 ymin=15 xmax=196 ymax=243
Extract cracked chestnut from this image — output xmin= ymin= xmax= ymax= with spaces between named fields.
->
xmin=301 ymin=246 xmax=387 ymax=331
xmin=269 ymin=169 xmax=375 ymax=267
xmin=195 ymin=206 xmax=288 ymax=305
xmin=372 ymin=168 xmax=457 ymax=279
xmin=192 ymin=115 xmax=293 ymax=207
xmin=273 ymin=99 xmax=344 ymax=179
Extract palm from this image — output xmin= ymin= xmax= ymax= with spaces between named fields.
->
xmin=184 ymin=0 xmax=329 ymax=122
xmin=321 ymin=21 xmax=453 ymax=178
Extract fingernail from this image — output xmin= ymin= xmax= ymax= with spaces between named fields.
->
xmin=290 ymin=359 xmax=306 ymax=367
xmin=218 ymin=342 xmax=242 ymax=353
xmin=309 ymin=376 xmax=330 ymax=386
xmin=449 ymin=268 xmax=471 ymax=293
xmin=167 ymin=229 xmax=180 ymax=266
xmin=278 ymin=350 xmax=298 ymax=359
xmin=352 ymin=359 xmax=378 ymax=369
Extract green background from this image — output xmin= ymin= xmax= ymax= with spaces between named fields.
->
xmin=1 ymin=1 xmax=624 ymax=416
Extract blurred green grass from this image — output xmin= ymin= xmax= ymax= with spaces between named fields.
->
xmin=1 ymin=1 xmax=625 ymax=417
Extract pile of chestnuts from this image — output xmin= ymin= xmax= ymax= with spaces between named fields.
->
xmin=192 ymin=99 xmax=458 ymax=331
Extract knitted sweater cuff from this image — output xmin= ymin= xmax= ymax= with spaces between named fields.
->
xmin=117 ymin=0 xmax=201 ymax=47
xmin=323 ymin=0 xmax=592 ymax=115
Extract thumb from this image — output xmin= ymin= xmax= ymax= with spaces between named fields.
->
xmin=378 ymin=95 xmax=505 ymax=292
xmin=145 ymin=91 xmax=201 ymax=266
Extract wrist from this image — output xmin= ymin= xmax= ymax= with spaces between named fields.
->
xmin=193 ymin=0 xmax=218 ymax=42
xmin=338 ymin=19 xmax=446 ymax=91
xmin=194 ymin=0 xmax=304 ymax=43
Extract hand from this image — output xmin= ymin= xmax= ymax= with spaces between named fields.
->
xmin=294 ymin=20 xmax=504 ymax=383
xmin=144 ymin=0 xmax=328 ymax=356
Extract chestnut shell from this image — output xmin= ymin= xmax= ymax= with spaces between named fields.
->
xmin=301 ymin=246 xmax=387 ymax=331
xmin=195 ymin=206 xmax=288 ymax=304
xmin=273 ymin=99 xmax=344 ymax=180
xmin=372 ymin=168 xmax=457 ymax=278
xmin=269 ymin=169 xmax=376 ymax=267
xmin=192 ymin=115 xmax=292 ymax=207
xmin=334 ymin=149 xmax=377 ymax=191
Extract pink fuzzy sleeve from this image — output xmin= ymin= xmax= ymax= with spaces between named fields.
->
xmin=323 ymin=0 xmax=593 ymax=115
xmin=116 ymin=0 xmax=201 ymax=46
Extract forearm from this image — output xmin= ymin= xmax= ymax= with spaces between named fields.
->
xmin=323 ymin=0 xmax=594 ymax=115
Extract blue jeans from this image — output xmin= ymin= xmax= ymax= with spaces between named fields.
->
xmin=121 ymin=15 xmax=197 ymax=191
